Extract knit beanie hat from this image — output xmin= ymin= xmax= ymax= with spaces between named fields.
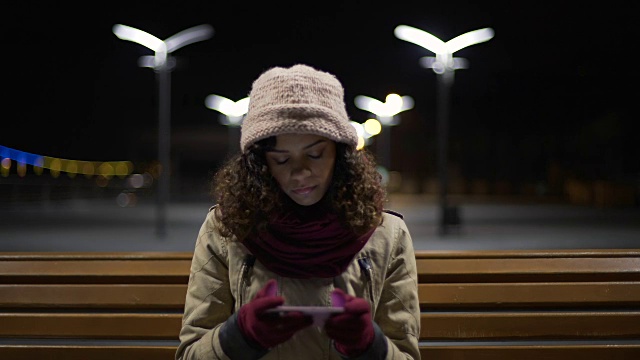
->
xmin=240 ymin=64 xmax=358 ymax=153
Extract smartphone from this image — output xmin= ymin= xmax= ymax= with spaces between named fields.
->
xmin=265 ymin=306 xmax=344 ymax=315
xmin=265 ymin=306 xmax=344 ymax=326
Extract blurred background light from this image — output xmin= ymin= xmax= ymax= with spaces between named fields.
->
xmin=0 ymin=145 xmax=134 ymax=178
xmin=205 ymin=95 xmax=250 ymax=121
xmin=363 ymin=119 xmax=382 ymax=137
xmin=354 ymin=93 xmax=414 ymax=174
xmin=205 ymin=94 xmax=249 ymax=155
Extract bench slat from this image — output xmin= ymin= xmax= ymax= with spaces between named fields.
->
xmin=0 ymin=252 xmax=193 ymax=261
xmin=0 ymin=345 xmax=177 ymax=360
xmin=414 ymin=249 xmax=640 ymax=259
xmin=419 ymin=345 xmax=640 ymax=360
xmin=417 ymin=257 xmax=640 ymax=282
xmin=0 ymin=284 xmax=187 ymax=309
xmin=421 ymin=312 xmax=640 ymax=340
xmin=0 ymin=314 xmax=182 ymax=339
xmin=6 ymin=312 xmax=639 ymax=341
xmin=419 ymin=282 xmax=640 ymax=308
xmin=2 ymin=344 xmax=638 ymax=360
xmin=0 ymin=260 xmax=191 ymax=284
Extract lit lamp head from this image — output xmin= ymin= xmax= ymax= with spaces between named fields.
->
xmin=204 ymin=95 xmax=250 ymax=126
xmin=354 ymin=93 xmax=414 ymax=126
xmin=112 ymin=24 xmax=213 ymax=71
xmin=394 ymin=25 xmax=494 ymax=74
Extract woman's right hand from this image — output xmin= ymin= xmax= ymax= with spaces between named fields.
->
xmin=237 ymin=279 xmax=313 ymax=349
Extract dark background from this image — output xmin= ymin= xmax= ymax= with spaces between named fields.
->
xmin=3 ymin=1 xmax=639 ymax=201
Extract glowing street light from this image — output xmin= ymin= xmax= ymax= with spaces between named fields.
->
xmin=113 ymin=24 xmax=214 ymax=238
xmin=205 ymin=94 xmax=249 ymax=154
xmin=394 ymin=24 xmax=494 ymax=235
xmin=350 ymin=119 xmax=381 ymax=151
xmin=354 ymin=93 xmax=414 ymax=173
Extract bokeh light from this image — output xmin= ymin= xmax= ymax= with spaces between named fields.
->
xmin=363 ymin=119 xmax=382 ymax=136
xmin=0 ymin=145 xmax=134 ymax=178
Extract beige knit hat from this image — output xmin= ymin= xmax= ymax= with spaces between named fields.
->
xmin=240 ymin=64 xmax=358 ymax=153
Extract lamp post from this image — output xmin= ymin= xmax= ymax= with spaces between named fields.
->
xmin=113 ymin=24 xmax=214 ymax=238
xmin=354 ymin=93 xmax=413 ymax=177
xmin=204 ymin=94 xmax=249 ymax=155
xmin=394 ymin=24 xmax=493 ymax=236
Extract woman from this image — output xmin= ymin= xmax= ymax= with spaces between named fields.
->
xmin=176 ymin=64 xmax=420 ymax=359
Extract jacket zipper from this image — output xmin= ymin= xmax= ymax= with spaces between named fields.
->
xmin=238 ymin=254 xmax=256 ymax=306
xmin=357 ymin=257 xmax=375 ymax=305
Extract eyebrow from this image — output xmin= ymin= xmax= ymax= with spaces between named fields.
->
xmin=267 ymin=139 xmax=326 ymax=153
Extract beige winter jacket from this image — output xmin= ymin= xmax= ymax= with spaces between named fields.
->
xmin=176 ymin=207 xmax=421 ymax=360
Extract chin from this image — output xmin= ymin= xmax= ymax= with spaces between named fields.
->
xmin=288 ymin=192 xmax=323 ymax=206
xmin=291 ymin=197 xmax=321 ymax=206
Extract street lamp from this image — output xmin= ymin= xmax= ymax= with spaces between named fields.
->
xmin=113 ymin=24 xmax=214 ymax=238
xmin=354 ymin=93 xmax=414 ymax=177
xmin=394 ymin=24 xmax=494 ymax=236
xmin=204 ymin=94 xmax=249 ymax=155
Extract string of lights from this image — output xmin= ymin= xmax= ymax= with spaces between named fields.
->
xmin=0 ymin=145 xmax=134 ymax=179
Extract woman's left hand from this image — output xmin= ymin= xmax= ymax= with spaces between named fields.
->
xmin=324 ymin=288 xmax=374 ymax=357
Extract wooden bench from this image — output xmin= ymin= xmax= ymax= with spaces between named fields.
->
xmin=416 ymin=249 xmax=640 ymax=359
xmin=0 ymin=252 xmax=190 ymax=360
xmin=1 ymin=249 xmax=640 ymax=359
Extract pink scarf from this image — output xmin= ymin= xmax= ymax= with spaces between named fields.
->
xmin=242 ymin=202 xmax=375 ymax=279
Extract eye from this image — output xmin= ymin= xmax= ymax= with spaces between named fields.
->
xmin=308 ymin=152 xmax=322 ymax=159
xmin=273 ymin=157 xmax=289 ymax=165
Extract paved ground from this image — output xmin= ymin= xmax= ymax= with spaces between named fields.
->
xmin=1 ymin=193 xmax=639 ymax=252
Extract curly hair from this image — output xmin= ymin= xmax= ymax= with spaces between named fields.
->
xmin=210 ymin=137 xmax=386 ymax=240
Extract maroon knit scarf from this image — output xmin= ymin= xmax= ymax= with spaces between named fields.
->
xmin=242 ymin=202 xmax=375 ymax=279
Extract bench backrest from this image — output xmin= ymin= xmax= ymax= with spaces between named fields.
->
xmin=0 ymin=252 xmax=191 ymax=360
xmin=416 ymin=249 xmax=640 ymax=359
xmin=1 ymin=250 xmax=640 ymax=359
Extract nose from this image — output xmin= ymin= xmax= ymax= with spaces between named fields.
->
xmin=290 ymin=159 xmax=312 ymax=180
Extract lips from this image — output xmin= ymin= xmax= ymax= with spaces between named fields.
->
xmin=292 ymin=186 xmax=315 ymax=195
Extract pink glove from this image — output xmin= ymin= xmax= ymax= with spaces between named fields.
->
xmin=324 ymin=288 xmax=375 ymax=357
xmin=237 ymin=279 xmax=313 ymax=349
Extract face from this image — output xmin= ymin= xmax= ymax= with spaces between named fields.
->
xmin=265 ymin=133 xmax=337 ymax=206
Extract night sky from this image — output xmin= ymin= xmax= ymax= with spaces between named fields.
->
xmin=3 ymin=1 xmax=639 ymax=191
